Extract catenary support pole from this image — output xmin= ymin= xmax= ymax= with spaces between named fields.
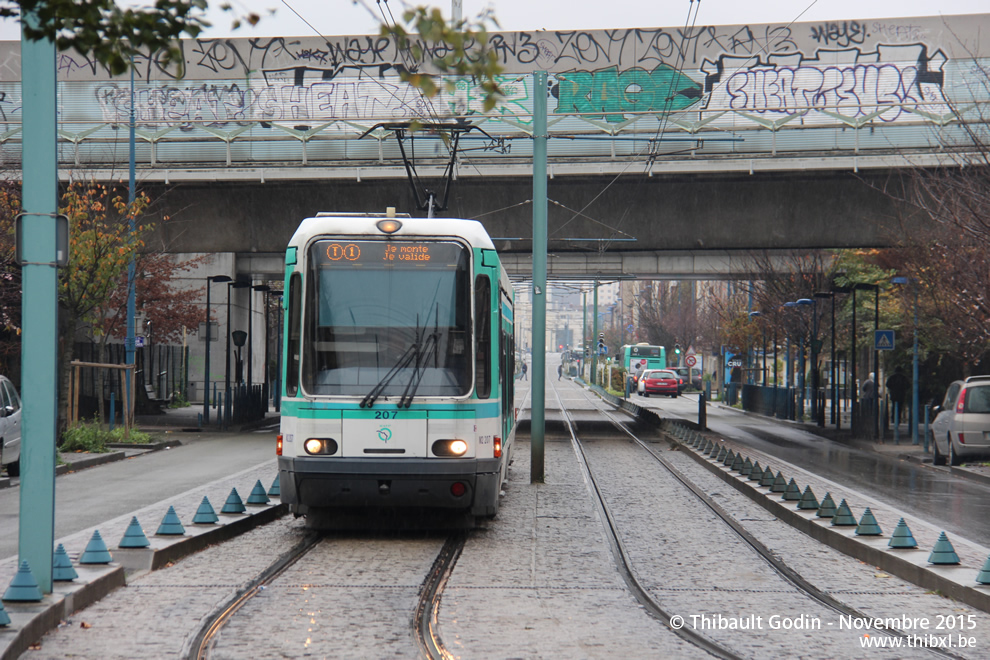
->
xmin=17 ymin=14 xmax=58 ymax=594
xmin=530 ymin=70 xmax=547 ymax=484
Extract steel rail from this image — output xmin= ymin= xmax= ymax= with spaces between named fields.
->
xmin=586 ymin=389 xmax=966 ymax=660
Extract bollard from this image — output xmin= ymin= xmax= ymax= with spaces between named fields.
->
xmin=119 ymin=516 xmax=151 ymax=547
xmin=817 ymin=492 xmax=837 ymax=518
xmin=109 ymin=392 xmax=116 ymax=432
xmin=52 ymin=544 xmax=78 ymax=581
xmin=193 ymin=496 xmax=220 ymax=524
xmin=3 ymin=561 xmax=43 ymax=602
xmin=831 ymin=499 xmax=857 ymax=526
xmin=924 ymin=405 xmax=930 ymax=453
xmin=748 ymin=461 xmax=764 ymax=482
xmin=929 ymin=532 xmax=960 ymax=565
xmin=888 ymin=518 xmax=918 ymax=549
xmin=760 ymin=466 xmax=775 ymax=488
xmin=781 ymin=478 xmax=801 ymax=501
xmin=855 ymin=508 xmax=882 ymax=536
xmin=79 ymin=531 xmax=113 ymax=564
xmin=156 ymin=506 xmax=186 ymax=536
xmin=698 ymin=392 xmax=707 ymax=431
xmin=976 ymin=555 xmax=990 ymax=584
xmin=893 ymin=403 xmax=900 ymax=445
xmin=770 ymin=471 xmax=787 ymax=493
xmin=797 ymin=486 xmax=819 ymax=510
xmin=723 ymin=450 xmax=735 ymax=467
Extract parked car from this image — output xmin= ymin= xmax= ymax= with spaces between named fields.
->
xmin=930 ymin=376 xmax=990 ymax=466
xmin=638 ymin=369 xmax=679 ymax=398
xmin=672 ymin=367 xmax=702 ymax=393
xmin=0 ymin=375 xmax=22 ymax=477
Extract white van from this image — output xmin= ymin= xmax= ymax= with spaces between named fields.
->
xmin=0 ymin=375 xmax=22 ymax=477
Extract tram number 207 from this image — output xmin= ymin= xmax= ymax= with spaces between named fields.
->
xmin=374 ymin=410 xmax=398 ymax=419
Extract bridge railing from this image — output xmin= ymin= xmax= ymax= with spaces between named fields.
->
xmin=2 ymin=97 xmax=987 ymax=175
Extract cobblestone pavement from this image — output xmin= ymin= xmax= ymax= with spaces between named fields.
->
xmin=10 ymin=379 xmax=990 ymax=658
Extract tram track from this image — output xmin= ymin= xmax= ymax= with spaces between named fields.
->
xmin=550 ymin=379 xmax=966 ymax=660
xmin=188 ymin=529 xmax=466 ymax=660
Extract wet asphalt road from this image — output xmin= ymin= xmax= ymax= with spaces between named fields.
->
xmin=637 ymin=392 xmax=990 ymax=547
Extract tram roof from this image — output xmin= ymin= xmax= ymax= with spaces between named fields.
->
xmin=290 ymin=214 xmax=496 ymax=250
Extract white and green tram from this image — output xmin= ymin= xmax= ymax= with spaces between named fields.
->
xmin=276 ymin=212 xmax=516 ymax=525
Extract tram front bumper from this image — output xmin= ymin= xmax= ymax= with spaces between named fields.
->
xmin=278 ymin=455 xmax=501 ymax=516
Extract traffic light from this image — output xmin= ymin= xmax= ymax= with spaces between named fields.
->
xmin=674 ymin=343 xmax=682 ymax=355
xmin=597 ymin=333 xmax=606 ymax=355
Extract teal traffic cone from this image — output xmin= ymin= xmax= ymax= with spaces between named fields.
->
xmin=797 ymin=486 xmax=819 ymax=510
xmin=79 ymin=530 xmax=113 ymax=564
xmin=156 ymin=506 xmax=186 ymax=536
xmin=740 ymin=457 xmax=753 ymax=477
xmin=770 ymin=471 xmax=787 ymax=493
xmin=929 ymin=532 xmax=960 ymax=565
xmin=119 ymin=516 xmax=151 ymax=548
xmin=731 ymin=453 xmax=744 ymax=471
xmin=246 ymin=479 xmax=270 ymax=505
xmin=3 ymin=561 xmax=43 ymax=601
xmin=976 ymin=555 xmax=990 ymax=584
xmin=193 ymin=496 xmax=219 ymax=524
xmin=831 ymin=499 xmax=857 ymax=526
xmin=723 ymin=450 xmax=735 ymax=467
xmin=748 ymin=461 xmax=764 ymax=481
xmin=708 ymin=442 xmax=721 ymax=459
xmin=52 ymin=544 xmax=78 ymax=582
xmin=760 ymin=466 xmax=775 ymax=487
xmin=716 ymin=447 xmax=728 ymax=463
xmin=888 ymin=518 xmax=918 ymax=549
xmin=855 ymin=508 xmax=883 ymax=536
xmin=781 ymin=478 xmax=801 ymax=501
xmin=268 ymin=475 xmax=280 ymax=498
xmin=221 ymin=488 xmax=246 ymax=514
xmin=817 ymin=492 xmax=837 ymax=518
xmin=0 ymin=598 xmax=9 ymax=626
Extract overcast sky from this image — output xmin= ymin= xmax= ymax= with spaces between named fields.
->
xmin=188 ymin=0 xmax=987 ymax=38
xmin=0 ymin=0 xmax=987 ymax=41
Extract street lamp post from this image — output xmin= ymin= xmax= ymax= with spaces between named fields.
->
xmin=749 ymin=311 xmax=766 ymax=385
xmin=203 ymin=274 xmax=231 ymax=425
xmin=814 ymin=292 xmax=835 ymax=428
xmin=892 ymin=277 xmax=920 ymax=445
xmin=796 ymin=298 xmax=816 ymax=423
xmin=254 ymin=283 xmax=272 ymax=410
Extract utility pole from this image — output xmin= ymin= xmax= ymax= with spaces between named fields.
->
xmin=530 ymin=70 xmax=547 ymax=483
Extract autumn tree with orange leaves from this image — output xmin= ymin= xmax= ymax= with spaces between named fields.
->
xmin=57 ymin=182 xmax=149 ymax=427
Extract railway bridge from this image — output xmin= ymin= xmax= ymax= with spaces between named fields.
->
xmin=3 ymin=12 xmax=989 ymax=401
xmin=1 ymin=12 xmax=988 ymax=281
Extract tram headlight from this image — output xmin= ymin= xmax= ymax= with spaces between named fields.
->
xmin=304 ymin=438 xmax=338 ymax=455
xmin=432 ymin=439 xmax=469 ymax=457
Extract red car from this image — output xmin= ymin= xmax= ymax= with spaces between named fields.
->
xmin=638 ymin=369 xmax=679 ymax=398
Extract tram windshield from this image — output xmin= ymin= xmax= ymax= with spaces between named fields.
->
xmin=302 ymin=239 xmax=472 ymax=397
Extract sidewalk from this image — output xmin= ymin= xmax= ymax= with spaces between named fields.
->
xmin=714 ymin=400 xmax=990 ymax=487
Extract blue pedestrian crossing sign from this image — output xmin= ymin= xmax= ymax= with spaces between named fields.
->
xmin=875 ymin=330 xmax=895 ymax=351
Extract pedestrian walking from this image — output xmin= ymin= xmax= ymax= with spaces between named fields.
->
xmin=557 ymin=363 xmax=563 ymax=380
xmin=521 ymin=361 xmax=527 ymax=380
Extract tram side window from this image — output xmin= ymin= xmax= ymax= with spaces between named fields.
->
xmin=475 ymin=275 xmax=491 ymax=399
xmin=286 ymin=273 xmax=301 ymax=397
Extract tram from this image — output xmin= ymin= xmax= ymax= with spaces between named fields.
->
xmin=276 ymin=212 xmax=516 ymax=525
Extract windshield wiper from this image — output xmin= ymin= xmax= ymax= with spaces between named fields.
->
xmin=398 ymin=332 xmax=439 ymax=408
xmin=399 ymin=304 xmax=441 ymax=409
xmin=360 ymin=339 xmax=419 ymax=408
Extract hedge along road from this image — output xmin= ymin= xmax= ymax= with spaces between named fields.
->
xmin=0 ymin=431 xmax=275 ymax=561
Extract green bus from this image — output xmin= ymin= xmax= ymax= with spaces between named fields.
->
xmin=623 ymin=344 xmax=666 ymax=380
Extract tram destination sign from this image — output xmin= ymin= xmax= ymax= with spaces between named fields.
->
xmin=315 ymin=240 xmax=463 ymax=267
